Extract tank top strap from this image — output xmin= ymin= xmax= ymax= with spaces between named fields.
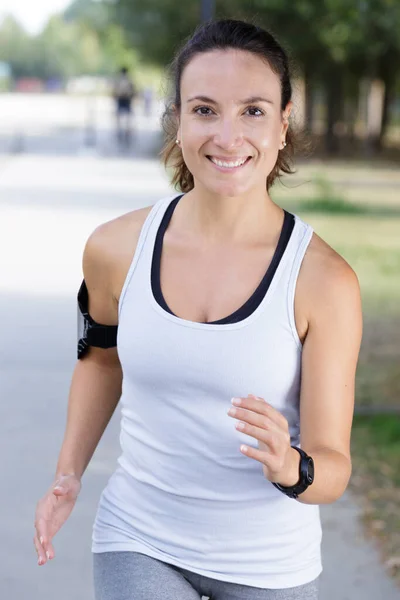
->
xmin=284 ymin=214 xmax=314 ymax=347
xmin=118 ymin=194 xmax=181 ymax=319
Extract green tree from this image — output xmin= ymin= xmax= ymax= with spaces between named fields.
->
xmin=0 ymin=16 xmax=34 ymax=78
xmin=63 ymin=0 xmax=141 ymax=76
xmin=113 ymin=0 xmax=200 ymax=65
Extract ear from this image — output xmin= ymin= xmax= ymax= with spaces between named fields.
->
xmin=281 ymin=101 xmax=293 ymax=136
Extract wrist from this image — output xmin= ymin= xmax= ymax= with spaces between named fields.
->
xmin=55 ymin=455 xmax=85 ymax=482
xmin=54 ymin=470 xmax=82 ymax=482
xmin=272 ymin=447 xmax=315 ymax=500
xmin=273 ymin=447 xmax=301 ymax=487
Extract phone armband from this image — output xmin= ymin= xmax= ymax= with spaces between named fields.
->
xmin=77 ymin=280 xmax=118 ymax=359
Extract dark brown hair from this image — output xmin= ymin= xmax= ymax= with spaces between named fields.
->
xmin=161 ymin=19 xmax=298 ymax=192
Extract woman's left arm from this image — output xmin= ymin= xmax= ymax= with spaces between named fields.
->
xmin=228 ymin=246 xmax=363 ymax=505
xmin=293 ymin=253 xmax=363 ymax=504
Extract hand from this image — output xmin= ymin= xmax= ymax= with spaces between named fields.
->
xmin=33 ymin=474 xmax=81 ymax=566
xmin=227 ymin=394 xmax=297 ymax=484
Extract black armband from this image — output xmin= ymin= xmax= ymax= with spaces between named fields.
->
xmin=77 ymin=280 xmax=118 ymax=359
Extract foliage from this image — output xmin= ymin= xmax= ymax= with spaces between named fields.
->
xmin=113 ymin=0 xmax=200 ymax=66
xmin=112 ymin=0 xmax=400 ymax=78
xmin=0 ymin=16 xmax=34 ymax=78
xmin=64 ymin=0 xmax=113 ymax=32
xmin=0 ymin=2 xmax=140 ymax=81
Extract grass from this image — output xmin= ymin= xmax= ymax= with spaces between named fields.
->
xmin=273 ymin=164 xmax=400 ymax=585
xmin=350 ymin=416 xmax=400 ymax=584
xmin=297 ymin=176 xmax=366 ymax=214
xmin=299 ymin=196 xmax=365 ymax=214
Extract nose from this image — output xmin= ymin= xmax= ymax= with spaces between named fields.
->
xmin=213 ymin=117 xmax=243 ymax=150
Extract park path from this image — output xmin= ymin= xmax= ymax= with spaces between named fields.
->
xmin=0 ymin=93 xmax=398 ymax=599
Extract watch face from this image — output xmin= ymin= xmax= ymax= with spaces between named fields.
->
xmin=306 ymin=457 xmax=315 ymax=484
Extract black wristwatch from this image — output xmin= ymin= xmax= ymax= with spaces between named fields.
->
xmin=272 ymin=447 xmax=314 ymax=499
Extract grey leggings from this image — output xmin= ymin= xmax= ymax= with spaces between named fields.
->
xmin=93 ymin=552 xmax=319 ymax=600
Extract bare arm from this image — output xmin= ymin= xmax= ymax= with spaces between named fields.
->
xmin=287 ymin=239 xmax=363 ymax=504
xmin=55 ymin=225 xmax=124 ymax=479
xmin=227 ymin=235 xmax=363 ymax=504
xmin=34 ymin=208 xmax=151 ymax=567
xmin=58 ymin=210 xmax=151 ymax=478
xmin=56 ymin=206 xmax=152 ymax=479
xmin=55 ymin=351 xmax=122 ymax=479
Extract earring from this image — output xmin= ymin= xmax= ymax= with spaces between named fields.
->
xmin=282 ymin=141 xmax=287 ymax=148
xmin=175 ymin=139 xmax=180 ymax=145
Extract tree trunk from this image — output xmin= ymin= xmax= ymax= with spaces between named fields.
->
xmin=375 ymin=76 xmax=394 ymax=152
xmin=304 ymin=66 xmax=315 ymax=134
xmin=325 ymin=68 xmax=342 ymax=155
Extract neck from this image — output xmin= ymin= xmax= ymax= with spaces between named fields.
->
xmin=177 ymin=186 xmax=283 ymax=244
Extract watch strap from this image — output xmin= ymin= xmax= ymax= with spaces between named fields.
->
xmin=272 ymin=446 xmax=314 ymax=499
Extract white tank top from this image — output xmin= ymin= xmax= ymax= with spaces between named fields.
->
xmin=92 ymin=194 xmax=323 ymax=589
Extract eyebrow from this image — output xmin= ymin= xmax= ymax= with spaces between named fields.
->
xmin=186 ymin=95 xmax=274 ymax=105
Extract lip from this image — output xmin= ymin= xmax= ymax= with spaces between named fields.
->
xmin=206 ymin=155 xmax=252 ymax=172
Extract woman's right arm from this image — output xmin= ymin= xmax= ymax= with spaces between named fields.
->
xmin=33 ymin=207 xmax=152 ymax=567
xmin=55 ymin=222 xmax=124 ymax=483
xmin=34 ymin=221 xmax=125 ymax=567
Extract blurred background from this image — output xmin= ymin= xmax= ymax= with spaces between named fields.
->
xmin=0 ymin=0 xmax=399 ymax=598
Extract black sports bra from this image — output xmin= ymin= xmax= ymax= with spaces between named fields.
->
xmin=151 ymin=194 xmax=295 ymax=325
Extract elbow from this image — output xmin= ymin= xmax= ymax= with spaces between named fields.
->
xmin=297 ymin=450 xmax=352 ymax=505
xmin=320 ymin=458 xmax=353 ymax=504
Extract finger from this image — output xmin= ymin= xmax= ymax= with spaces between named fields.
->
xmin=53 ymin=485 xmax=68 ymax=497
xmin=239 ymin=443 xmax=266 ymax=462
xmin=231 ymin=395 xmax=269 ymax=415
xmin=234 ymin=420 xmax=276 ymax=449
xmin=43 ymin=538 xmax=55 ymax=561
xmin=228 ymin=406 xmax=280 ymax=434
xmin=249 ymin=395 xmax=289 ymax=429
xmin=53 ymin=476 xmax=80 ymax=498
xmin=33 ymin=534 xmax=47 ymax=566
xmin=239 ymin=443 xmax=287 ymax=476
xmin=233 ymin=395 xmax=287 ymax=429
xmin=35 ymin=517 xmax=53 ymax=558
xmin=36 ymin=528 xmax=55 ymax=561
xmin=52 ymin=478 xmax=70 ymax=496
xmin=239 ymin=443 xmax=281 ymax=470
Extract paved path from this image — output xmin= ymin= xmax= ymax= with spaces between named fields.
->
xmin=0 ymin=96 xmax=399 ymax=599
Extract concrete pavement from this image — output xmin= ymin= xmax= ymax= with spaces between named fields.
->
xmin=1 ymin=97 xmax=399 ymax=599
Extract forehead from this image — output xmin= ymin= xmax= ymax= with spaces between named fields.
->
xmin=180 ymin=49 xmax=281 ymax=101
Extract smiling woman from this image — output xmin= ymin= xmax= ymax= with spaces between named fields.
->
xmin=162 ymin=22 xmax=297 ymax=194
xmin=34 ymin=18 xmax=362 ymax=600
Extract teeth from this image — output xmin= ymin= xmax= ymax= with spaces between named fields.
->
xmin=210 ymin=157 xmax=247 ymax=168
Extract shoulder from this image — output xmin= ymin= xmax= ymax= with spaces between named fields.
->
xmin=298 ymin=231 xmax=362 ymax=330
xmin=82 ymin=205 xmax=153 ymax=318
xmin=84 ymin=206 xmax=153 ymax=267
xmin=305 ymin=232 xmax=360 ymax=299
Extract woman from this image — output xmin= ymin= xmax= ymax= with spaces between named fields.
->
xmin=34 ymin=19 xmax=362 ymax=600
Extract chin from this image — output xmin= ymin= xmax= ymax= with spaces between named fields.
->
xmin=201 ymin=179 xmax=253 ymax=199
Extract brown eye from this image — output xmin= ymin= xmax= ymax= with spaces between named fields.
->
xmin=246 ymin=107 xmax=265 ymax=117
xmin=194 ymin=106 xmax=214 ymax=116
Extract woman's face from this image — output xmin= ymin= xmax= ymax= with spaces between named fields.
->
xmin=177 ymin=49 xmax=291 ymax=198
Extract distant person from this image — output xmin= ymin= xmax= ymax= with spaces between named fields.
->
xmin=34 ymin=19 xmax=362 ymax=600
xmin=143 ymin=86 xmax=154 ymax=117
xmin=112 ymin=66 xmax=135 ymax=144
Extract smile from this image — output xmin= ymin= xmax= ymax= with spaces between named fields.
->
xmin=207 ymin=156 xmax=252 ymax=170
